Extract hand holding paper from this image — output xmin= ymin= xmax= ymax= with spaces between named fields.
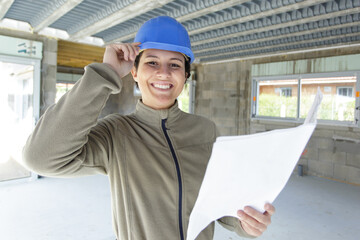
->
xmin=237 ymin=203 xmax=275 ymax=237
xmin=186 ymin=88 xmax=323 ymax=240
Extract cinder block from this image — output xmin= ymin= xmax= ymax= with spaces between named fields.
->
xmin=297 ymin=158 xmax=308 ymax=166
xmin=224 ymin=81 xmax=237 ymax=90
xmin=240 ymin=100 xmax=250 ymax=110
xmin=211 ymin=107 xmax=237 ymax=118
xmin=217 ymin=126 xmax=235 ymax=136
xmin=308 ymin=159 xmax=334 ymax=178
xmin=229 ymin=71 xmax=239 ymax=82
xmin=214 ymin=118 xmax=235 ymax=128
xmin=314 ymin=137 xmax=334 ymax=150
xmin=318 ymin=149 xmax=346 ymax=164
xmin=334 ymin=130 xmax=360 ymax=139
xmin=207 ymin=63 xmax=226 ymax=73
xmin=213 ymin=90 xmax=235 ymax=98
xmin=196 ymin=107 xmax=211 ymax=118
xmin=226 ymin=62 xmax=237 ymax=72
xmin=346 ymin=153 xmax=360 ymax=168
xmin=302 ymin=147 xmax=318 ymax=160
xmin=237 ymin=122 xmax=248 ymax=135
xmin=239 ymin=79 xmax=246 ymax=91
xmin=197 ymin=99 xmax=210 ymax=108
xmin=346 ymin=166 xmax=360 ymax=185
xmin=312 ymin=129 xmax=335 ymax=138
xmin=333 ymin=164 xmax=347 ymax=181
xmin=249 ymin=123 xmax=266 ymax=133
xmin=204 ymin=73 xmax=218 ymax=82
xmin=43 ymin=51 xmax=57 ymax=65
xmin=334 ymin=141 xmax=360 ymax=154
xmin=211 ymin=98 xmax=237 ymax=108
xmin=201 ymin=90 xmax=212 ymax=99
xmin=196 ymin=70 xmax=204 ymax=82
xmin=210 ymin=81 xmax=224 ymax=90
xmin=44 ymin=38 xmax=58 ymax=52
xmin=333 ymin=164 xmax=360 ymax=184
xmin=200 ymin=81 xmax=210 ymax=90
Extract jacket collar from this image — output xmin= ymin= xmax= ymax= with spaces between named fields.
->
xmin=134 ymin=99 xmax=182 ymax=125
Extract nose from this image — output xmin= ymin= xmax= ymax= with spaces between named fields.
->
xmin=156 ymin=65 xmax=170 ymax=79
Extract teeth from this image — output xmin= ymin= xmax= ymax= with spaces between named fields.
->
xmin=154 ymin=84 xmax=171 ymax=89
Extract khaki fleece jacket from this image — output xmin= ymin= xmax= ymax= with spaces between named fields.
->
xmin=22 ymin=63 xmax=253 ymax=240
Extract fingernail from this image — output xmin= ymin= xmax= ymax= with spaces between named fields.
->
xmin=237 ymin=211 xmax=244 ymax=220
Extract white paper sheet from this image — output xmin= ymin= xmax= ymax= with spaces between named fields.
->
xmin=186 ymin=88 xmax=323 ymax=240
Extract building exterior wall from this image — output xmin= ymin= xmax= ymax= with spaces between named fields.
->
xmin=195 ymin=48 xmax=360 ymax=185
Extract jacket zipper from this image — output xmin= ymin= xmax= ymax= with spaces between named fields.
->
xmin=161 ymin=119 xmax=184 ymax=240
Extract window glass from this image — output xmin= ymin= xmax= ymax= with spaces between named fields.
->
xmin=56 ymin=82 xmax=75 ymax=103
xmin=258 ymin=79 xmax=298 ymax=118
xmin=254 ymin=73 xmax=358 ymax=123
xmin=178 ymin=82 xmax=190 ymax=113
xmin=300 ymin=76 xmax=356 ymax=121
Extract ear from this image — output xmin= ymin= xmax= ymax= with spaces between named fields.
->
xmin=131 ymin=66 xmax=138 ymax=82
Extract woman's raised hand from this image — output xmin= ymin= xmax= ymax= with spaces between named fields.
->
xmin=103 ymin=42 xmax=141 ymax=79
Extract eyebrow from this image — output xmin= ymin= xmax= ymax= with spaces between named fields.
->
xmin=145 ymin=55 xmax=184 ymax=63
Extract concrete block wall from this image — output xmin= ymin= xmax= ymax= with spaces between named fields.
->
xmin=194 ymin=47 xmax=360 ymax=185
xmin=194 ymin=60 xmax=251 ymax=136
xmin=301 ymin=126 xmax=360 ymax=184
xmin=41 ymin=38 xmax=58 ymax=115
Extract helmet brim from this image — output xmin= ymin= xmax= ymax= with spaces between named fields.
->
xmin=139 ymin=42 xmax=194 ymax=64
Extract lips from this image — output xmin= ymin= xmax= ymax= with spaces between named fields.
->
xmin=152 ymin=83 xmax=173 ymax=90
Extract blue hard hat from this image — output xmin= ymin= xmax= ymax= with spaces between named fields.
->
xmin=134 ymin=16 xmax=194 ymax=63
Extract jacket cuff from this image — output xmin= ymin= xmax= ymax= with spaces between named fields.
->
xmin=217 ymin=216 xmax=256 ymax=239
xmin=85 ymin=62 xmax=122 ymax=94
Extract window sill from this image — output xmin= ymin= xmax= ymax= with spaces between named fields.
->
xmin=250 ymin=117 xmax=359 ymax=131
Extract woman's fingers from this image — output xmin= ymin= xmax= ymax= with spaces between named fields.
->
xmin=118 ymin=42 xmax=141 ymax=61
xmin=103 ymin=43 xmax=141 ymax=79
xmin=108 ymin=43 xmax=140 ymax=62
xmin=237 ymin=204 xmax=275 ymax=237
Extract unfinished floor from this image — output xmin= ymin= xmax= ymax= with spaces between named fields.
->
xmin=0 ymin=174 xmax=359 ymax=240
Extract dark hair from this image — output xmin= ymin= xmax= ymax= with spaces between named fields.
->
xmin=133 ymin=51 xmax=191 ymax=88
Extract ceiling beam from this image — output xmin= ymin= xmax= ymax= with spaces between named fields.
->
xmin=108 ymin=0 xmax=250 ymax=44
xmin=188 ymin=0 xmax=330 ymax=36
xmin=33 ymin=0 xmax=83 ymax=32
xmin=193 ymin=21 xmax=360 ymax=55
xmin=192 ymin=7 xmax=360 ymax=48
xmin=108 ymin=0 xmax=330 ymax=44
xmin=0 ymin=0 xmax=14 ymax=20
xmin=201 ymin=43 xmax=360 ymax=65
xmin=196 ymin=32 xmax=360 ymax=61
xmin=69 ymin=0 xmax=174 ymax=41
xmin=176 ymin=0 xmax=248 ymax=22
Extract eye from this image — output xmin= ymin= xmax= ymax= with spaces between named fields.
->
xmin=147 ymin=61 xmax=158 ymax=66
xmin=170 ymin=63 xmax=181 ymax=68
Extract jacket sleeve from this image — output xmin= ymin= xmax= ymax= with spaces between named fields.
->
xmin=22 ymin=63 xmax=122 ymax=177
xmin=217 ymin=217 xmax=256 ymax=238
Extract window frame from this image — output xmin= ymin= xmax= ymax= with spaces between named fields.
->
xmin=0 ymin=54 xmax=41 ymax=184
xmin=337 ymin=86 xmax=354 ymax=97
xmin=251 ymin=71 xmax=360 ymax=127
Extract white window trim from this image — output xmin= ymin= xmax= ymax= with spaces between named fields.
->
xmin=0 ymin=54 xmax=40 ymax=183
xmin=251 ymin=71 xmax=360 ymax=128
xmin=337 ymin=86 xmax=354 ymax=97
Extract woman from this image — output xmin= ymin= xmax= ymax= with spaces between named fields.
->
xmin=23 ymin=16 xmax=274 ymax=240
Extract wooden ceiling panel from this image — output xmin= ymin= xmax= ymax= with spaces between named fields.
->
xmin=57 ymin=40 xmax=105 ymax=69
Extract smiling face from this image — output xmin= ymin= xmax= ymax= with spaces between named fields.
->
xmin=131 ymin=49 xmax=187 ymax=110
